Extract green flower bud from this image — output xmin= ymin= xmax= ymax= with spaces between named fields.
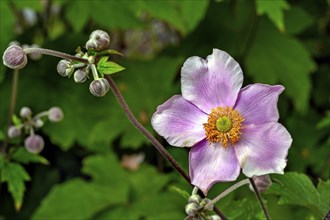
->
xmin=34 ymin=118 xmax=44 ymax=128
xmin=89 ymin=78 xmax=110 ymax=97
xmin=24 ymin=134 xmax=44 ymax=154
xmin=7 ymin=126 xmax=21 ymax=138
xmin=185 ymin=203 xmax=199 ymax=217
xmin=2 ymin=45 xmax=28 ymax=69
xmin=57 ymin=59 xmax=73 ymax=77
xmin=188 ymin=195 xmax=202 ymax=205
xmin=209 ymin=215 xmax=221 ymax=220
xmin=20 ymin=106 xmax=32 ymax=118
xmin=48 ymin=107 xmax=64 ymax=122
xmin=74 ymin=69 xmax=88 ymax=83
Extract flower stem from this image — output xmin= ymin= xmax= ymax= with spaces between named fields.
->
xmin=205 ymin=179 xmax=250 ymax=210
xmin=2 ymin=69 xmax=19 ymax=156
xmin=105 ymin=75 xmax=228 ymax=220
xmin=249 ymin=178 xmax=271 ymax=220
xmin=23 ymin=47 xmax=89 ymax=64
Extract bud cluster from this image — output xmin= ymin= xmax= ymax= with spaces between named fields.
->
xmin=184 ymin=194 xmax=221 ymax=220
xmin=55 ymin=30 xmax=111 ymax=97
xmin=7 ymin=106 xmax=64 ymax=154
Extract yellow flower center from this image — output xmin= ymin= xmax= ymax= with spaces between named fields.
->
xmin=203 ymin=107 xmax=244 ymax=147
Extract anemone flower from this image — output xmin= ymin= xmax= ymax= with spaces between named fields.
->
xmin=151 ymin=49 xmax=292 ymax=194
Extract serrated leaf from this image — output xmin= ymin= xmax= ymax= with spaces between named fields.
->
xmin=32 ymin=153 xmax=129 ymax=219
xmin=97 ymin=56 xmax=125 ymax=75
xmin=1 ymin=162 xmax=31 ymax=210
xmin=256 ymin=0 xmax=289 ymax=31
xmin=284 ymin=6 xmax=314 ymax=35
xmin=267 ymin=172 xmax=327 ymax=217
xmin=11 ymin=148 xmax=49 ymax=165
xmin=245 ymin=18 xmax=316 ymax=113
xmin=317 ymin=180 xmax=330 ymax=215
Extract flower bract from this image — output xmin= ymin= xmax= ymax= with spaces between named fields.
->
xmin=151 ymin=49 xmax=292 ymax=194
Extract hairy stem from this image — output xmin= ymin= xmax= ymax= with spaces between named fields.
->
xmin=2 ymin=69 xmax=19 ymax=155
xmin=23 ymin=47 xmax=89 ymax=64
xmin=249 ymin=178 xmax=271 ymax=220
xmin=205 ymin=179 xmax=250 ymax=210
xmin=105 ymin=75 xmax=227 ymax=220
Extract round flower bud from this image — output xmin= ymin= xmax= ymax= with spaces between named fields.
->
xmin=3 ymin=45 xmax=28 ymax=69
xmin=20 ymin=106 xmax=32 ymax=118
xmin=28 ymin=44 xmax=42 ymax=60
xmin=209 ymin=215 xmax=221 ymax=220
xmin=57 ymin=59 xmax=73 ymax=77
xmin=74 ymin=69 xmax=88 ymax=83
xmin=188 ymin=195 xmax=201 ymax=205
xmin=89 ymin=78 xmax=110 ymax=97
xmin=7 ymin=126 xmax=21 ymax=138
xmin=185 ymin=203 xmax=199 ymax=217
xmin=86 ymin=30 xmax=110 ymax=51
xmin=249 ymin=175 xmax=272 ymax=193
xmin=24 ymin=134 xmax=44 ymax=154
xmin=48 ymin=107 xmax=64 ymax=122
xmin=34 ymin=118 xmax=44 ymax=128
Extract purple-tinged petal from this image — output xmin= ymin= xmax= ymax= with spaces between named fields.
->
xmin=189 ymin=139 xmax=240 ymax=195
xmin=181 ymin=49 xmax=243 ymax=113
xmin=235 ymin=84 xmax=284 ymax=125
xmin=234 ymin=122 xmax=292 ymax=177
xmin=151 ymin=95 xmax=208 ymax=147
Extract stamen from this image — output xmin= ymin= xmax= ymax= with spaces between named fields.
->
xmin=203 ymin=107 xmax=244 ymax=147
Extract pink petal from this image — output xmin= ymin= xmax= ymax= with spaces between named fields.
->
xmin=151 ymin=95 xmax=208 ymax=147
xmin=181 ymin=49 xmax=243 ymax=113
xmin=235 ymin=84 xmax=284 ymax=125
xmin=189 ymin=139 xmax=240 ymax=195
xmin=234 ymin=122 xmax=292 ymax=177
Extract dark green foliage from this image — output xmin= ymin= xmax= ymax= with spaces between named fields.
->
xmin=0 ymin=0 xmax=329 ymax=219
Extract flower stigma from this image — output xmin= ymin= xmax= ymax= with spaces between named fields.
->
xmin=203 ymin=107 xmax=244 ymax=147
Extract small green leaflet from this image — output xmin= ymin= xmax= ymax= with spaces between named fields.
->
xmin=12 ymin=114 xmax=22 ymax=125
xmin=11 ymin=148 xmax=49 ymax=165
xmin=97 ymin=56 xmax=125 ymax=76
xmin=1 ymin=162 xmax=31 ymax=210
xmin=97 ymin=49 xmax=124 ymax=56
xmin=169 ymin=185 xmax=190 ymax=200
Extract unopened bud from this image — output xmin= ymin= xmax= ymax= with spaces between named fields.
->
xmin=188 ymin=195 xmax=201 ymax=205
xmin=34 ymin=118 xmax=44 ymax=128
xmin=74 ymin=69 xmax=88 ymax=83
xmin=57 ymin=59 xmax=73 ymax=77
xmin=7 ymin=126 xmax=21 ymax=138
xmin=89 ymin=78 xmax=110 ymax=97
xmin=48 ymin=107 xmax=64 ymax=122
xmin=24 ymin=134 xmax=44 ymax=154
xmin=20 ymin=106 xmax=32 ymax=118
xmin=28 ymin=44 xmax=42 ymax=60
xmin=3 ymin=45 xmax=28 ymax=69
xmin=185 ymin=203 xmax=199 ymax=217
xmin=86 ymin=30 xmax=110 ymax=51
xmin=249 ymin=175 xmax=272 ymax=193
xmin=209 ymin=215 xmax=221 ymax=220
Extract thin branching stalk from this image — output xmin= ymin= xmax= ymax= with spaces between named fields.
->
xmin=105 ymin=75 xmax=228 ymax=220
xmin=249 ymin=178 xmax=271 ymax=220
xmin=2 ymin=69 xmax=19 ymax=155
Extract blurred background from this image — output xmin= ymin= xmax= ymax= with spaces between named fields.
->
xmin=0 ymin=0 xmax=329 ymax=219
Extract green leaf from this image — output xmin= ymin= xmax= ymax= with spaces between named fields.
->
xmin=317 ymin=180 xmax=330 ymax=215
xmin=284 ymin=6 xmax=314 ymax=35
xmin=138 ymin=0 xmax=209 ymax=35
xmin=97 ymin=56 xmax=125 ymax=76
xmin=169 ymin=185 xmax=190 ymax=200
xmin=11 ymin=148 xmax=49 ymax=165
xmin=97 ymin=49 xmax=124 ymax=57
xmin=12 ymin=114 xmax=22 ymax=125
xmin=317 ymin=111 xmax=330 ymax=129
xmin=1 ymin=162 xmax=31 ymax=210
xmin=256 ymin=0 xmax=289 ymax=31
xmin=32 ymin=153 xmax=129 ymax=219
xmin=245 ymin=18 xmax=316 ymax=113
xmin=267 ymin=172 xmax=329 ymax=217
